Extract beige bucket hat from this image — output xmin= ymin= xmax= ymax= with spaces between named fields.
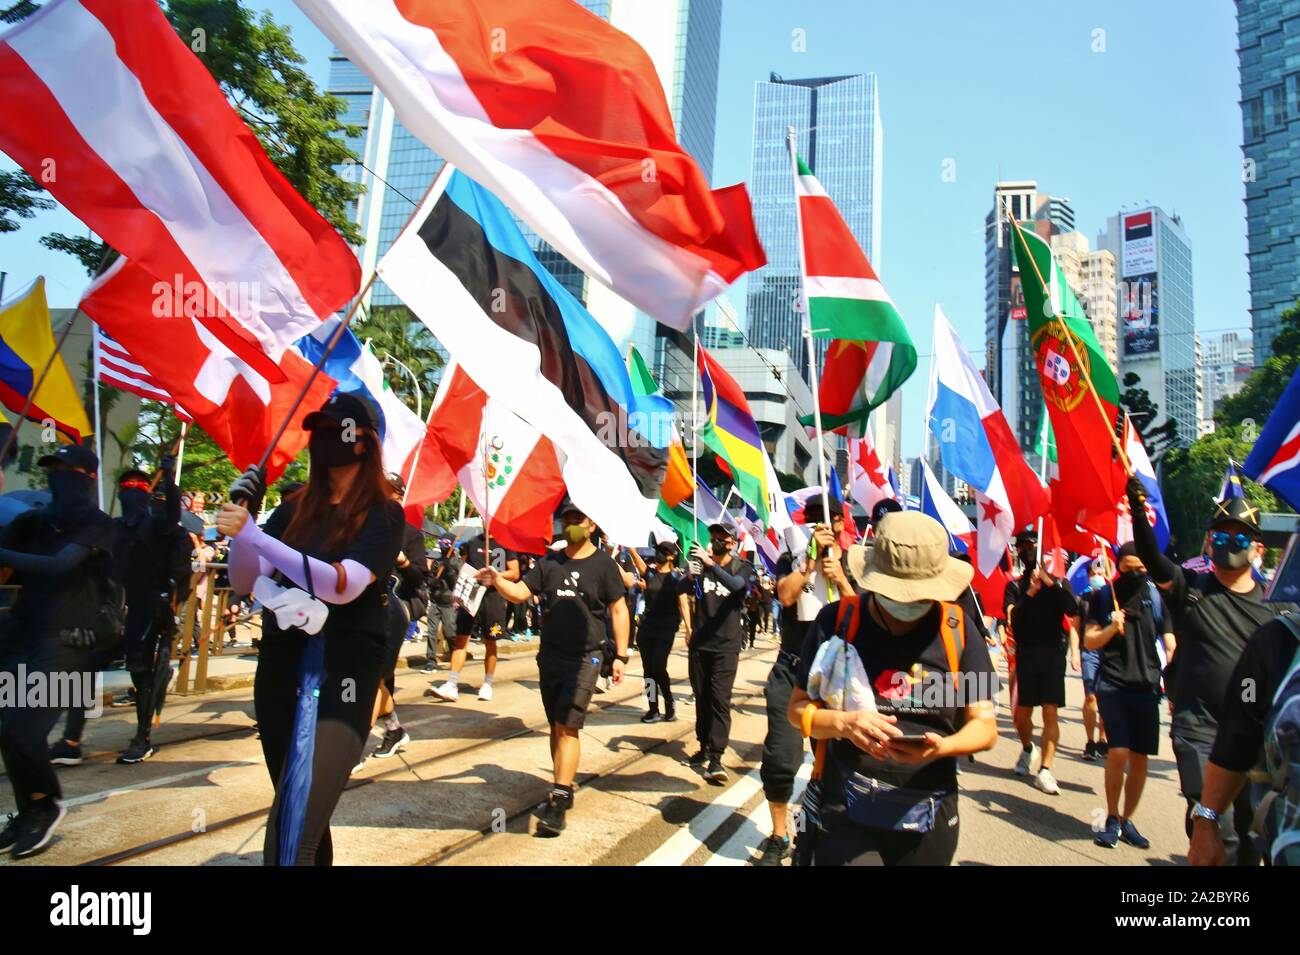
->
xmin=847 ymin=511 xmax=973 ymax=603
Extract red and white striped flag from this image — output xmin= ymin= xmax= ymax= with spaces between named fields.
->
xmin=295 ymin=0 xmax=765 ymax=328
xmin=93 ymin=325 xmax=192 ymax=423
xmin=404 ymin=362 xmax=567 ymax=556
xmin=0 ymin=0 xmax=360 ymax=376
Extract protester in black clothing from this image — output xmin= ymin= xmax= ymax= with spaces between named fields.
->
xmin=1127 ymin=478 xmax=1283 ymax=865
xmin=1189 ymin=612 xmax=1298 ymax=865
xmin=220 ymin=393 xmax=405 ymax=866
xmin=432 ymin=532 xmax=519 ymax=703
xmin=478 ymin=498 xmax=628 ymax=836
xmin=1084 ymin=542 xmax=1176 ymax=850
xmin=0 ymin=443 xmax=115 ymax=859
xmin=1004 ymin=529 xmax=1080 ymax=794
xmin=757 ymin=501 xmax=854 ymax=866
xmin=425 ymin=538 xmax=460 ymax=672
xmin=788 ymin=512 xmax=998 ymax=867
xmin=687 ymin=522 xmax=756 ymax=786
xmin=627 ymin=542 xmax=688 ymax=723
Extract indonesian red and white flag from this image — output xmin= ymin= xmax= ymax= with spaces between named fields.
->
xmin=0 ymin=0 xmax=360 ymax=376
xmin=848 ymin=426 xmax=895 ymax=512
xmin=93 ymin=325 xmax=192 ymax=423
xmin=294 ymin=0 xmax=765 ymax=328
xmin=404 ymin=362 xmax=567 ymax=555
xmin=81 ymin=259 xmax=336 ymax=482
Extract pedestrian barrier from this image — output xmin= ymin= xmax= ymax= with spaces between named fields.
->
xmin=171 ymin=565 xmax=244 ymax=695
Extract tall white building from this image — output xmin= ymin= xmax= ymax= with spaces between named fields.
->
xmin=1200 ymin=330 xmax=1254 ymax=431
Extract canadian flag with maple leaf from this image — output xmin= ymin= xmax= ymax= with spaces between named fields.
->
xmin=847 ymin=424 xmax=896 ymax=513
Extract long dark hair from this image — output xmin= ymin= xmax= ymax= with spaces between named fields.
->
xmin=282 ymin=428 xmax=390 ymax=553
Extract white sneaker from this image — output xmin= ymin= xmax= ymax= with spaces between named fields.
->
xmin=477 ymin=683 xmax=494 ymax=702
xmin=1014 ymin=746 xmax=1034 ymax=776
xmin=1034 ymin=768 xmax=1060 ymax=795
xmin=351 ymin=757 xmax=367 ymax=775
xmin=431 ymin=681 xmax=459 ymax=702
xmin=1030 ymin=743 xmax=1043 ymax=776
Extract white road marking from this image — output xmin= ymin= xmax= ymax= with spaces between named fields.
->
xmin=60 ymin=761 xmax=255 ymax=809
xmin=637 ymin=766 xmax=766 ymax=866
xmin=705 ymin=756 xmax=811 ymax=866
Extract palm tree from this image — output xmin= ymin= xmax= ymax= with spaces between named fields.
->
xmin=355 ymin=304 xmax=444 ymax=412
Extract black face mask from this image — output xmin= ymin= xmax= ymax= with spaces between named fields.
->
xmin=309 ymin=428 xmax=362 ymax=469
xmin=118 ymin=487 xmax=150 ymax=521
xmin=711 ymin=541 xmax=730 ymax=557
xmin=1115 ymin=569 xmax=1147 ymax=605
xmin=1210 ymin=541 xmax=1252 ymax=571
xmin=47 ymin=470 xmax=95 ymax=520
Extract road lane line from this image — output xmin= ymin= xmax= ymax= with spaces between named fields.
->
xmin=705 ymin=755 xmax=811 ymax=866
xmin=637 ymin=766 xmax=765 ymax=867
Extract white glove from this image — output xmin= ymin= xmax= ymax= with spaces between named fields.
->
xmin=253 ymin=577 xmax=329 ymax=636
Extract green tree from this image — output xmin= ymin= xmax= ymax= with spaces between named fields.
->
xmin=1216 ymin=300 xmax=1300 ymax=429
xmin=1121 ymin=372 xmax=1179 ymax=463
xmin=0 ymin=170 xmax=53 ymax=234
xmin=354 ymin=304 xmax=444 ymax=411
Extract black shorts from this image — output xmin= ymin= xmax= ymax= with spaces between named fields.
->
xmin=538 ymin=653 xmax=602 ymax=730
xmin=1097 ymin=687 xmax=1160 ymax=755
xmin=1014 ymin=646 xmax=1066 ymax=708
xmin=456 ymin=600 xmax=508 ymax=642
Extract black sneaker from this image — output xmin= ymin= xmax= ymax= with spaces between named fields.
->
xmin=534 ymin=795 xmax=568 ymax=836
xmin=1120 ymin=819 xmax=1151 ymax=850
xmin=640 ymin=710 xmax=663 ymax=724
xmin=12 ymin=800 xmax=65 ymax=859
xmin=49 ymin=740 xmax=84 ymax=766
xmin=0 ymin=812 xmax=20 ymax=853
xmin=754 ymin=835 xmax=790 ymax=866
xmin=1082 ymin=741 xmax=1098 ymax=762
xmin=688 ymin=749 xmax=708 ymax=767
xmin=372 ymin=728 xmax=410 ymax=759
xmin=662 ymin=709 xmax=678 ymax=723
xmin=1096 ymin=740 xmax=1110 ymax=757
xmin=117 ymin=737 xmax=157 ymax=764
xmin=705 ymin=757 xmax=728 ymax=785
xmin=109 ymin=688 xmax=137 ymax=708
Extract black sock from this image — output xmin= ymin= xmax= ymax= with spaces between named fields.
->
xmin=550 ymin=784 xmax=574 ymax=809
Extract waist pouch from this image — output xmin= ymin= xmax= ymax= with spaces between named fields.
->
xmin=842 ymin=772 xmax=946 ymax=834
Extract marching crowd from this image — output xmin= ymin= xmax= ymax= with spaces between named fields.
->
xmin=0 ymin=391 xmax=1296 ymax=868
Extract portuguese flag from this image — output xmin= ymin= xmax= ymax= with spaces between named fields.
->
xmin=792 ymin=154 xmax=915 ymax=437
xmin=1010 ymin=218 xmax=1127 ymax=543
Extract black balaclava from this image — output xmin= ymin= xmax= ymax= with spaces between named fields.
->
xmin=48 ymin=469 xmax=96 ymax=522
xmin=309 ymin=427 xmax=363 ymax=469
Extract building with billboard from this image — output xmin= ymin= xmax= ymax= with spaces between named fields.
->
xmin=1099 ymin=207 xmax=1200 ymax=448
xmin=1239 ymin=0 xmax=1300 ymax=364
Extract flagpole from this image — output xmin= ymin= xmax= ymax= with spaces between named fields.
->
xmin=175 ymin=420 xmax=189 ymax=488
xmin=480 ymin=423 xmax=491 ymax=566
xmin=789 ymin=126 xmax=832 ymax=529
xmin=1035 ymin=407 xmax=1049 ymax=566
xmin=92 ymin=328 xmax=105 ymax=510
xmin=692 ymin=326 xmax=700 ymax=550
xmin=1002 ymin=200 xmax=1132 ymax=476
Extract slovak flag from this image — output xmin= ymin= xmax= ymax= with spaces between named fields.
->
xmin=926 ymin=305 xmax=1049 ymax=575
xmin=1245 ymin=361 xmax=1300 ymax=511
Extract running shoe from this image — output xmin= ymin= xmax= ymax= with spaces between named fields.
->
xmin=372 ymin=728 xmax=409 ymax=759
xmin=640 ymin=710 xmax=663 ymax=724
xmin=754 ymin=835 xmax=790 ymax=866
xmin=351 ymin=757 xmax=367 ymax=775
xmin=12 ymin=800 xmax=65 ymax=859
xmin=662 ymin=709 xmax=678 ymax=723
xmin=705 ymin=758 xmax=728 ymax=785
xmin=1120 ymin=819 xmax=1151 ymax=850
xmin=109 ymin=688 xmax=137 ymax=708
xmin=421 ymin=662 xmax=438 ymax=674
xmin=430 ymin=681 xmax=459 ymax=702
xmin=116 ymin=737 xmax=157 ymax=765
xmin=0 ymin=812 xmax=19 ymax=853
xmin=49 ymin=740 xmax=83 ymax=766
xmin=1034 ymin=768 xmax=1061 ymax=795
xmin=1095 ymin=815 xmax=1121 ymax=848
xmin=1082 ymin=741 xmax=1098 ymax=762
xmin=679 ymin=695 xmax=695 ymax=707
xmin=534 ymin=795 xmax=568 ymax=837
xmin=1096 ymin=740 xmax=1109 ymax=757
xmin=477 ymin=683 xmax=494 ymax=702
xmin=1014 ymin=745 xmax=1035 ymax=776
xmin=688 ymin=749 xmax=708 ymax=767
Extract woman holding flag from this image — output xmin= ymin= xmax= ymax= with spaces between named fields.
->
xmin=217 ymin=393 xmax=405 ymax=866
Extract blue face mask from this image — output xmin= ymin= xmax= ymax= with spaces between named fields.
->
xmin=1089 ymin=574 xmax=1106 ymax=591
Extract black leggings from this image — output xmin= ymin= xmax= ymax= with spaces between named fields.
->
xmin=639 ymin=630 xmax=675 ymax=714
xmin=254 ymin=630 xmax=384 ymax=866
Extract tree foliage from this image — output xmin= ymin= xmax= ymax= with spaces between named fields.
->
xmin=1121 ymin=372 xmax=1179 ymax=463
xmin=0 ymin=170 xmax=53 ymax=234
xmin=1216 ymin=300 xmax=1300 ymax=429
xmin=354 ymin=304 xmax=444 ymax=412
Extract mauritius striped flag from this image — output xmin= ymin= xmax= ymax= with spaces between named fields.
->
xmin=792 ymin=153 xmax=915 ymax=436
xmin=1010 ymin=218 xmax=1127 ymax=543
xmin=698 ymin=346 xmax=769 ymax=522
xmin=377 ymin=167 xmax=673 ymax=547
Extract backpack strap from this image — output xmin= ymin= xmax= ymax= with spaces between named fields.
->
xmin=835 ymin=594 xmax=862 ymax=644
xmin=938 ymin=600 xmax=965 ymax=690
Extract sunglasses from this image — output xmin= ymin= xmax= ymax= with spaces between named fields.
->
xmin=1210 ymin=531 xmax=1253 ymax=550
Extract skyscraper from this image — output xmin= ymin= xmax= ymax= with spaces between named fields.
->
xmin=984 ymin=182 xmax=1075 ymax=455
xmin=745 ymin=72 xmax=884 ymax=382
xmin=1099 ymin=206 xmax=1200 ymax=448
xmin=1239 ymin=0 xmax=1300 ymax=364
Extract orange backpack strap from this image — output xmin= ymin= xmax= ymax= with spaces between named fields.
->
xmin=938 ymin=601 xmax=965 ymax=690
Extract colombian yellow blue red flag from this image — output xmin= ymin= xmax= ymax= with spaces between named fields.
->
xmin=0 ymin=278 xmax=92 ymax=442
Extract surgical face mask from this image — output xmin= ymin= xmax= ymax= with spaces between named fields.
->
xmin=309 ymin=427 xmax=361 ymax=469
xmin=1089 ymin=574 xmax=1106 ymax=591
xmin=563 ymin=523 xmax=589 ymax=546
xmin=875 ymin=593 xmax=933 ymax=624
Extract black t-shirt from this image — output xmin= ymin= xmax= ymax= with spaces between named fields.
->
xmin=0 ymin=507 xmax=115 ymax=642
xmin=523 ymin=548 xmax=626 ymax=660
xmin=261 ymin=497 xmax=405 ymax=647
xmin=1008 ymin=575 xmax=1079 ymax=653
xmin=796 ymin=596 xmax=998 ymax=795
xmin=690 ymin=557 xmax=755 ymax=654
xmin=113 ymin=509 xmax=182 ymax=599
xmin=394 ymin=522 xmax=428 ymax=600
xmin=428 ymin=551 xmax=462 ymax=605
xmin=1164 ymin=571 xmax=1289 ymax=743
xmin=1210 ymin=617 xmax=1299 ymax=771
xmin=463 ymin=534 xmax=518 ymax=618
xmin=640 ymin=568 xmax=685 ymax=636
xmin=1087 ymin=581 xmax=1169 ymax=692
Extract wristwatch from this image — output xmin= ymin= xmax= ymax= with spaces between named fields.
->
xmin=1191 ymin=802 xmax=1220 ymax=824
xmin=615 ymin=654 xmax=630 ymax=664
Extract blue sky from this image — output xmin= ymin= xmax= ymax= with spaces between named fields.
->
xmin=0 ymin=0 xmax=1247 ymax=461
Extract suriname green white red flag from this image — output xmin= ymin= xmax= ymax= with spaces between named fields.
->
xmin=792 ymin=154 xmax=915 ymax=437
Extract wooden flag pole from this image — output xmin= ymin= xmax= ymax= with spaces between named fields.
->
xmin=1002 ymin=200 xmax=1132 ymax=477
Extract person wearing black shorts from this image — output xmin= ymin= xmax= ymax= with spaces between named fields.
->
xmin=1005 ymin=530 xmax=1079 ymax=796
xmin=478 ymin=498 xmax=628 ymax=836
xmin=1084 ymin=542 xmax=1176 ymax=851
xmin=431 ymin=533 xmax=519 ymax=703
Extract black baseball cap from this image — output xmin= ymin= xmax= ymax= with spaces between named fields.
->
xmin=303 ymin=391 xmax=379 ymax=432
xmin=118 ymin=467 xmax=152 ymax=485
xmin=1014 ymin=528 xmax=1039 ymax=546
xmin=37 ymin=443 xmax=99 ymax=472
xmin=870 ymin=498 xmax=902 ymax=525
xmin=555 ymin=495 xmax=585 ymax=519
xmin=1209 ymin=496 xmax=1262 ymax=536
